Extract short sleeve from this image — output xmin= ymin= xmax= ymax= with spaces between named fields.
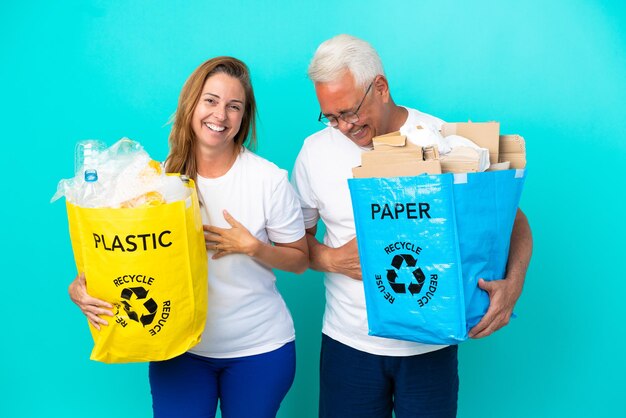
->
xmin=291 ymin=146 xmax=320 ymax=229
xmin=265 ymin=172 xmax=306 ymax=244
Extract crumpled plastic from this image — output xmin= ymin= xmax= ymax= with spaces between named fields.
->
xmin=400 ymin=124 xmax=490 ymax=172
xmin=51 ymin=137 xmax=190 ymax=208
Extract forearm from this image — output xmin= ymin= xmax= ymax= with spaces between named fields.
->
xmin=306 ymin=230 xmax=335 ymax=273
xmin=505 ymin=209 xmax=533 ymax=292
xmin=250 ymin=237 xmax=309 ymax=274
xmin=305 ymin=227 xmax=362 ymax=280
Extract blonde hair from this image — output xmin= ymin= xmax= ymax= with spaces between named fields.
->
xmin=165 ymin=56 xmax=257 ymax=178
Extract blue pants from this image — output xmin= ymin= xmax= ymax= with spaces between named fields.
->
xmin=149 ymin=341 xmax=296 ymax=418
xmin=319 ymin=334 xmax=458 ymax=418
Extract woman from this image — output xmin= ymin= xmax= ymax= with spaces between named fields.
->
xmin=69 ymin=56 xmax=308 ymax=418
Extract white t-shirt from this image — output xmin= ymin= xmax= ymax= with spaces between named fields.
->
xmin=189 ymin=148 xmax=304 ymax=358
xmin=291 ymin=107 xmax=449 ymax=356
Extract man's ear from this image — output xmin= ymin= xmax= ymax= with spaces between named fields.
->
xmin=374 ymin=75 xmax=391 ymax=103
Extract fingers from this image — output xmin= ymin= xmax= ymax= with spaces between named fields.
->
xmin=469 ymin=312 xmax=509 ymax=338
xmin=79 ymin=299 xmax=114 ymax=324
xmin=204 ymin=228 xmax=224 ymax=250
xmin=69 ymin=275 xmax=113 ymax=309
xmin=85 ymin=296 xmax=114 ymax=312
xmin=471 ymin=284 xmax=495 ymax=337
xmin=76 ymin=285 xmax=113 ymax=309
xmin=206 ymin=243 xmax=225 ymax=252
xmin=203 ymin=211 xmax=243 ymax=238
xmin=79 ymin=301 xmax=113 ymax=331
xmin=205 ymin=237 xmax=221 ymax=249
xmin=69 ymin=273 xmax=114 ymax=330
xmin=85 ymin=311 xmax=110 ymax=331
xmin=469 ymin=298 xmax=511 ymax=338
xmin=203 ymin=213 xmax=255 ymax=257
xmin=469 ymin=313 xmax=493 ymax=338
xmin=203 ymin=211 xmax=241 ymax=231
xmin=204 ymin=224 xmax=228 ymax=249
xmin=82 ymin=292 xmax=113 ymax=309
xmin=477 ymin=278 xmax=499 ymax=295
xmin=205 ymin=234 xmax=226 ymax=252
xmin=222 ymin=210 xmax=241 ymax=227
xmin=203 ymin=225 xmax=225 ymax=235
xmin=205 ymin=236 xmax=232 ymax=253
xmin=212 ymin=250 xmax=232 ymax=260
xmin=88 ymin=319 xmax=102 ymax=331
xmin=469 ymin=301 xmax=504 ymax=338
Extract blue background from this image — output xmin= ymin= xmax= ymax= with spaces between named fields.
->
xmin=2 ymin=1 xmax=625 ymax=417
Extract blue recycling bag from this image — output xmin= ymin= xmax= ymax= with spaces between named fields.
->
xmin=348 ymin=169 xmax=525 ymax=345
xmin=453 ymin=170 xmax=526 ymax=331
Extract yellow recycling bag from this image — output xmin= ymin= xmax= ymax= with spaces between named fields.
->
xmin=66 ymin=178 xmax=208 ymax=363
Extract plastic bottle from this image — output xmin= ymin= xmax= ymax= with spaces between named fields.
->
xmin=82 ymin=169 xmax=105 ymax=208
xmin=75 ymin=139 xmax=106 ymax=176
xmin=74 ymin=140 xmax=106 ymax=207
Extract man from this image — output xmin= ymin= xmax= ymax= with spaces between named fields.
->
xmin=291 ymin=34 xmax=533 ymax=418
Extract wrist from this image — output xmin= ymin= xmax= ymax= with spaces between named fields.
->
xmin=504 ymin=273 xmax=524 ymax=298
xmin=319 ymin=245 xmax=338 ymax=274
xmin=308 ymin=240 xmax=331 ymax=273
xmin=246 ymin=238 xmax=263 ymax=258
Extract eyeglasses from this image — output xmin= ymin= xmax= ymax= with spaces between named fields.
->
xmin=318 ymin=80 xmax=374 ymax=128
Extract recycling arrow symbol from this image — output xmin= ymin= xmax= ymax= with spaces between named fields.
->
xmin=386 ymin=254 xmax=426 ymax=295
xmin=120 ymin=286 xmax=158 ymax=326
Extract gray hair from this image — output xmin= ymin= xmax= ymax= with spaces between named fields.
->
xmin=308 ymin=34 xmax=385 ymax=89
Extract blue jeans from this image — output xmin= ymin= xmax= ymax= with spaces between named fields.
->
xmin=149 ymin=341 xmax=296 ymax=418
xmin=319 ymin=334 xmax=458 ymax=418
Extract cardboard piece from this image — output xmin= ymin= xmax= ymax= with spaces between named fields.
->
xmin=486 ymin=161 xmax=511 ymax=172
xmin=352 ymin=160 xmax=441 ymax=178
xmin=441 ymin=121 xmax=500 ymax=164
xmin=440 ymin=146 xmax=482 ymax=173
xmin=353 ymin=134 xmax=442 ymax=178
xmin=372 ymin=133 xmax=412 ymax=150
xmin=498 ymin=134 xmax=526 ymax=169
xmin=354 ymin=122 xmax=526 ymax=178
xmin=423 ymin=145 xmax=440 ymax=161
xmin=374 ymin=130 xmax=403 ymax=139
xmin=361 ymin=149 xmax=423 ymax=166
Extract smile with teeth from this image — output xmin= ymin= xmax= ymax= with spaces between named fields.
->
xmin=205 ymin=122 xmax=226 ymax=132
xmin=351 ymin=125 xmax=366 ymax=137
